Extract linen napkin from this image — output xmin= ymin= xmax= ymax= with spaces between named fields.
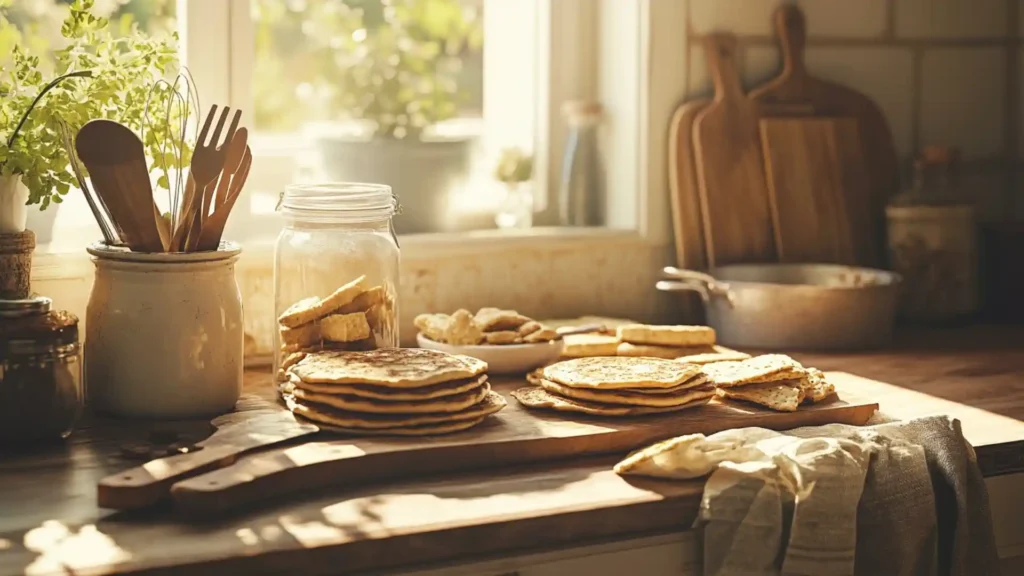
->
xmin=614 ymin=416 xmax=999 ymax=576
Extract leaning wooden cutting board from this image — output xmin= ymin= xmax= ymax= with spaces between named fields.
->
xmin=749 ymin=4 xmax=898 ymax=267
xmin=760 ymin=117 xmax=874 ymax=264
xmin=168 ymin=377 xmax=877 ymax=516
xmin=692 ymin=33 xmax=776 ymax=266
xmin=668 ymin=98 xmax=709 ymax=318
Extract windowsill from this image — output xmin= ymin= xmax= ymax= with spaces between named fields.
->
xmin=32 ymin=226 xmax=661 ymax=279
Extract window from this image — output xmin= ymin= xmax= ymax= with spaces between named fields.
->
xmin=10 ymin=0 xmax=656 ymax=254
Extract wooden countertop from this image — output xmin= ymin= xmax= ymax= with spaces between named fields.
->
xmin=1 ymin=325 xmax=1022 ymax=575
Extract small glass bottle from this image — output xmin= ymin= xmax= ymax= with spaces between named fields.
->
xmin=558 ymin=101 xmax=604 ymax=226
xmin=274 ymin=183 xmax=401 ymax=378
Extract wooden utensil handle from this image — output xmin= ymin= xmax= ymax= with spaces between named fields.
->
xmin=774 ymin=4 xmax=807 ymax=76
xmin=704 ymin=33 xmax=743 ymax=100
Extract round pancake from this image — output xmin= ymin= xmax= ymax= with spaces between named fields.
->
xmin=622 ymin=374 xmax=708 ymax=395
xmin=286 ymin=390 xmax=506 ymax=429
xmin=291 ymin=348 xmax=488 ymax=387
xmin=292 ymin=374 xmax=487 ymax=401
xmin=537 ymin=378 xmax=714 ymax=408
xmin=312 ymin=416 xmax=488 ymax=437
xmin=542 ymin=357 xmax=703 ymax=389
xmin=510 ymin=386 xmax=713 ymax=416
xmin=289 ymin=382 xmax=491 ymax=414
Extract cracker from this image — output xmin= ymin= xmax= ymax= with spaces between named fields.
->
xmin=616 ymin=342 xmax=706 ymax=360
xmin=523 ymin=327 xmax=557 ymax=343
xmin=278 ymin=276 xmax=368 ymax=328
xmin=616 ymin=324 xmax=716 ymax=347
xmin=485 ymin=330 xmax=519 ymax=345
xmin=802 ymin=368 xmax=837 ymax=404
xmin=337 ymin=285 xmax=386 ymax=314
xmin=281 ymin=352 xmax=307 ymax=371
xmin=517 ymin=321 xmax=542 ymax=336
xmin=716 ymin=381 xmax=805 ymax=412
xmin=702 ymin=354 xmax=806 ymax=387
xmin=561 ymin=333 xmax=620 ymax=358
xmin=511 ymin=386 xmax=712 ymax=416
xmin=444 ymin=309 xmax=484 ymax=345
xmin=538 ymin=378 xmax=715 ymax=408
xmin=280 ymin=321 xmax=322 ymax=347
xmin=320 ymin=312 xmax=371 ymax=343
xmin=415 ymin=313 xmax=450 ymax=342
xmin=475 ymin=307 xmax=531 ymax=332
xmin=542 ymin=356 xmax=703 ymax=389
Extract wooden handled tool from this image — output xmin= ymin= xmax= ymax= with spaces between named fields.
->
xmin=749 ymin=3 xmax=897 ymax=266
xmin=692 ymin=33 xmax=775 ymax=266
xmin=97 ymin=410 xmax=318 ymax=509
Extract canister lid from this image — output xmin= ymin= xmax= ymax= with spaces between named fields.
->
xmin=0 ymin=296 xmax=52 ymax=319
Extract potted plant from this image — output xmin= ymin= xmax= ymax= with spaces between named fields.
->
xmin=493 ymin=147 xmax=534 ymax=229
xmin=0 ymin=0 xmax=182 ymax=241
xmin=254 ymin=0 xmax=483 ymax=234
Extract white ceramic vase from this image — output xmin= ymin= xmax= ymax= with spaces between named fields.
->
xmin=0 ymin=174 xmax=29 ymax=233
xmin=85 ymin=242 xmax=245 ymax=419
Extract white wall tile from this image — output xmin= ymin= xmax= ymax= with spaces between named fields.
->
xmin=920 ymin=48 xmax=1006 ymax=159
xmin=690 ymin=0 xmax=887 ymax=38
xmin=896 ymin=0 xmax=1008 ymax=39
xmin=803 ymin=47 xmax=916 ymax=158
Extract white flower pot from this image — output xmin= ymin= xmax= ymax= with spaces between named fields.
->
xmin=84 ymin=242 xmax=245 ymax=419
xmin=0 ymin=174 xmax=29 ymax=233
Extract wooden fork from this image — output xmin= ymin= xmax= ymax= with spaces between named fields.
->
xmin=172 ymin=105 xmax=242 ymax=251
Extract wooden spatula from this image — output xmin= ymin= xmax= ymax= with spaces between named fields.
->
xmin=749 ymin=4 xmax=898 ymax=266
xmin=691 ymin=33 xmax=775 ymax=266
xmin=76 ymin=119 xmax=166 ymax=253
xmin=760 ymin=117 xmax=870 ymax=264
xmin=97 ymin=409 xmax=319 ymax=510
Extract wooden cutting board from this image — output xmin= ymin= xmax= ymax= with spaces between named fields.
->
xmin=168 ymin=377 xmax=878 ymax=516
xmin=760 ymin=117 xmax=874 ymax=264
xmin=749 ymin=4 xmax=899 ymax=267
xmin=668 ymin=98 xmax=709 ymax=319
xmin=692 ymin=33 xmax=776 ymax=266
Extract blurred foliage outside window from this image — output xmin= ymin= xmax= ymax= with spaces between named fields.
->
xmin=0 ymin=0 xmax=175 ymax=72
xmin=252 ymin=0 xmax=484 ymax=139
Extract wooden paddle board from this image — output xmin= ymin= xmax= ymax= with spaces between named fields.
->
xmin=668 ymin=98 xmax=710 ymax=319
xmin=168 ymin=376 xmax=878 ymax=516
xmin=760 ymin=116 xmax=873 ymax=264
xmin=692 ymin=33 xmax=776 ymax=266
xmin=749 ymin=4 xmax=898 ymax=267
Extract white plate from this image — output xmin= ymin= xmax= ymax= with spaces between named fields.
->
xmin=416 ymin=333 xmax=564 ymax=375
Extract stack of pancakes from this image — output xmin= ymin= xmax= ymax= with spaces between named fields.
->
xmin=703 ymin=354 xmax=837 ymax=412
xmin=281 ymin=348 xmax=506 ymax=436
xmin=512 ymin=356 xmax=714 ymax=416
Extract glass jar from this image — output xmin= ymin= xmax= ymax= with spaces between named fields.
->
xmin=0 ymin=296 xmax=83 ymax=443
xmin=274 ymin=183 xmax=400 ymax=379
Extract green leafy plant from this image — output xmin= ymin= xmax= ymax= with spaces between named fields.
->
xmin=0 ymin=0 xmax=188 ymax=209
xmin=254 ymin=0 xmax=482 ymax=139
xmin=494 ymin=147 xmax=533 ymax=184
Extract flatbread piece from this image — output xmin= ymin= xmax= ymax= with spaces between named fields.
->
xmin=716 ymin=381 xmax=805 ymax=412
xmin=292 ymin=348 xmax=488 ymax=387
xmin=561 ymin=333 xmax=620 ymax=358
xmin=292 ymin=374 xmax=487 ymax=401
xmin=702 ymin=354 xmax=806 ymax=387
xmin=538 ymin=378 xmax=715 ymax=408
xmin=616 ymin=342 xmax=712 ymax=360
xmin=511 ymin=386 xmax=712 ymax=416
xmin=289 ymin=382 xmax=491 ymax=414
xmin=542 ymin=356 xmax=703 ymax=390
xmin=286 ymin=390 xmax=505 ymax=429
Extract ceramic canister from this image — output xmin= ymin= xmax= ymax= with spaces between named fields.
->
xmin=85 ymin=242 xmax=244 ymax=419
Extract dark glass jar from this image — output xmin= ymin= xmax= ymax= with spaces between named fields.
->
xmin=0 ymin=296 xmax=83 ymax=443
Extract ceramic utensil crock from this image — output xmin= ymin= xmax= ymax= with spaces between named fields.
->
xmin=85 ymin=242 xmax=243 ymax=419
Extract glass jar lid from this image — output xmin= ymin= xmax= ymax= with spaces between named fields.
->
xmin=0 ymin=296 xmax=79 ymax=355
xmin=279 ymin=182 xmax=399 ymax=222
xmin=0 ymin=295 xmax=52 ymax=319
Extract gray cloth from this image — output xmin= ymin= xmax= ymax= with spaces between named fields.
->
xmin=615 ymin=416 xmax=999 ymax=576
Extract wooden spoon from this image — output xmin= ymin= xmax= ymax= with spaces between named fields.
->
xmin=212 ymin=128 xmax=248 ymax=210
xmin=195 ymin=146 xmax=252 ymax=252
xmin=76 ymin=119 xmax=166 ymax=252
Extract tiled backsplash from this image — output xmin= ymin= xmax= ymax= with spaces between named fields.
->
xmin=684 ymin=0 xmax=1023 ymax=221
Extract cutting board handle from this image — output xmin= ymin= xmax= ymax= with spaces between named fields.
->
xmin=774 ymin=4 xmax=808 ymax=79
xmin=704 ymin=33 xmax=743 ymax=101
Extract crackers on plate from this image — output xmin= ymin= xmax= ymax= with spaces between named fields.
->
xmin=414 ymin=307 xmax=558 ymax=346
